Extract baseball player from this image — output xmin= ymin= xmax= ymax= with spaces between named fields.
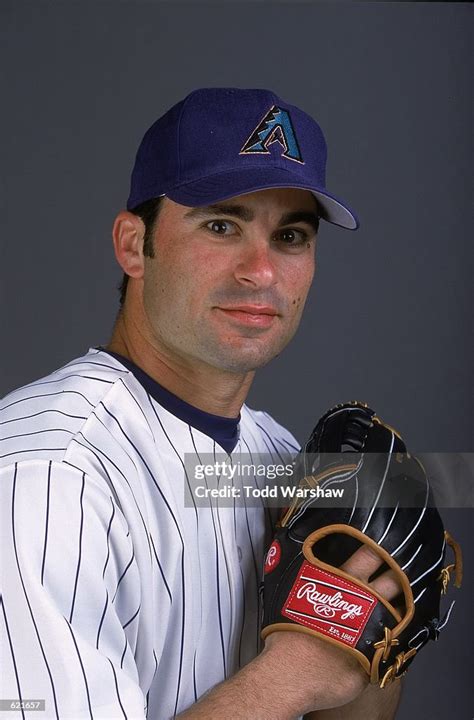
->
xmin=1 ymin=88 xmax=403 ymax=719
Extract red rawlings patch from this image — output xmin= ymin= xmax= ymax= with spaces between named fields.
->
xmin=282 ymin=561 xmax=377 ymax=647
xmin=264 ymin=540 xmax=281 ymax=574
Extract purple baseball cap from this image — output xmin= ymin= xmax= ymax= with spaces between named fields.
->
xmin=127 ymin=87 xmax=359 ymax=230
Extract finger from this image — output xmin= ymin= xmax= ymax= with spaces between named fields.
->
xmin=340 ymin=544 xmax=383 ymax=582
xmin=370 ymin=568 xmax=402 ymax=602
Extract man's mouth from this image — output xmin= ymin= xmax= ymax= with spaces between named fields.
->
xmin=215 ymin=305 xmax=279 ymax=328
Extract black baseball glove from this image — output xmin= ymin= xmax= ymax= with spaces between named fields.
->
xmin=262 ymin=402 xmax=462 ymax=687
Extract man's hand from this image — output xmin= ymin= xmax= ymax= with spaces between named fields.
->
xmin=263 ymin=543 xmax=403 ymax=714
xmin=303 ymin=680 xmax=402 ymax=720
xmin=178 ymin=545 xmax=402 ymax=720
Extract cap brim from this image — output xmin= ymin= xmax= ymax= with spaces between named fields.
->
xmin=165 ymin=167 xmax=359 ymax=230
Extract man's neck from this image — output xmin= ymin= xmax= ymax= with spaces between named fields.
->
xmin=107 ymin=311 xmax=254 ymax=419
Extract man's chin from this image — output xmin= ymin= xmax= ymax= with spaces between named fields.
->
xmin=204 ymin=339 xmax=286 ymax=374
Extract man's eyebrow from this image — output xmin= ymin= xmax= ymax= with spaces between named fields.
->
xmin=278 ymin=211 xmax=320 ymax=233
xmin=183 ymin=205 xmax=320 ymax=232
xmin=183 ymin=204 xmax=255 ymax=222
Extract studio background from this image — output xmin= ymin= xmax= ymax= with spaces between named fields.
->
xmin=1 ymin=2 xmax=472 ymax=718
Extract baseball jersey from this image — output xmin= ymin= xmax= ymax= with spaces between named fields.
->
xmin=0 ymin=348 xmax=299 ymax=719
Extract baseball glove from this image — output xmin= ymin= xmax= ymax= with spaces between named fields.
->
xmin=261 ymin=402 xmax=462 ymax=687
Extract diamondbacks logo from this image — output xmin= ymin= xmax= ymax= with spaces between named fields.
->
xmin=282 ymin=561 xmax=377 ymax=647
xmin=240 ymin=106 xmax=304 ymax=164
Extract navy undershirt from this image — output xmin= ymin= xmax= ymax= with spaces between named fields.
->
xmin=100 ymin=348 xmax=240 ymax=454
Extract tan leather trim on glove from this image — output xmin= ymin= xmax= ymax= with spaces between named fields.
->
xmin=262 ymin=524 xmax=415 ymax=686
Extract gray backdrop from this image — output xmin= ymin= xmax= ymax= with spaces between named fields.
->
xmin=1 ymin=1 xmax=472 ymax=718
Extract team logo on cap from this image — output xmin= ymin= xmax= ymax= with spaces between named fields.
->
xmin=240 ymin=106 xmax=304 ymax=164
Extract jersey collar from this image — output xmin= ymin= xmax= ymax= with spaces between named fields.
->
xmin=99 ymin=348 xmax=240 ymax=454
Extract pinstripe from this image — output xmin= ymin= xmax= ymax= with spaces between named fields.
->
xmin=245 ymin=421 xmax=277 ymax=464
xmin=237 ymin=562 xmax=247 ymax=669
xmin=144 ymin=398 xmax=189 ymax=717
xmin=108 ymin=658 xmax=128 ymax=720
xmin=64 ymin=619 xmax=93 ymax=719
xmin=190 ymin=429 xmax=227 ymax=682
xmin=68 ymin=431 xmax=152 ymax=562
xmin=254 ymin=421 xmax=286 ymax=463
xmin=1 ymin=447 xmax=68 ymax=460
xmin=146 ymin=651 xmax=159 ymax=717
xmin=173 ymin=559 xmax=186 ymax=720
xmin=96 ymin=590 xmax=110 ymax=649
xmin=92 ymin=403 xmax=187 ymax=578
xmin=239 ymin=467 xmax=260 ymax=655
xmin=2 ymin=390 xmax=96 ymax=412
xmin=241 ymin=436 xmax=273 ymax=537
xmin=192 ymin=648 xmax=198 ymax=703
xmin=69 ymin=473 xmax=86 ymax=624
xmin=10 ymin=464 xmax=60 ymax=719
xmin=0 ymin=427 xmax=75 ymax=442
xmin=228 ymin=444 xmax=249 ymax=671
xmin=0 ymin=409 xmax=88 ymax=425
xmin=188 ymin=428 xmax=203 ymax=701
xmin=118 ymin=378 xmax=156 ymax=435
xmin=103 ymin=501 xmax=116 ymax=578
xmin=40 ymin=461 xmax=52 ymax=585
xmin=143 ymin=395 xmax=199 ymax=522
xmin=59 ymin=359 xmax=119 ymax=372
xmin=4 ymin=374 xmax=115 ymax=394
xmin=274 ymin=435 xmax=299 ymax=453
xmin=150 ymin=533 xmax=172 ymax=604
xmin=211 ymin=443 xmax=231 ymax=679
xmin=120 ymin=633 xmax=127 ymax=669
xmin=262 ymin=412 xmax=299 ymax=451
xmin=1 ymin=595 xmax=26 ymax=720
xmin=122 ymin=604 xmax=141 ymax=630
xmin=111 ymin=550 xmax=135 ymax=603
xmin=1 ymin=348 xmax=298 ymax=718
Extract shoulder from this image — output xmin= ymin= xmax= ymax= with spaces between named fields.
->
xmin=240 ymin=405 xmax=300 ymax=454
xmin=0 ymin=348 xmax=141 ymax=468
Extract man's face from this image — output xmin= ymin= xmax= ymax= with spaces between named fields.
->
xmin=141 ymin=188 xmax=318 ymax=373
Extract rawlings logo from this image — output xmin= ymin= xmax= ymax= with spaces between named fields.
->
xmin=264 ymin=540 xmax=281 ymax=574
xmin=296 ymin=581 xmax=365 ymax=621
xmin=282 ymin=561 xmax=377 ymax=647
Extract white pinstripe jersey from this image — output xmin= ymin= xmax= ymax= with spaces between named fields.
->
xmin=0 ymin=348 xmax=299 ymax=719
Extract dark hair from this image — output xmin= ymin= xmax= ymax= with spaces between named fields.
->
xmin=118 ymin=196 xmax=164 ymax=306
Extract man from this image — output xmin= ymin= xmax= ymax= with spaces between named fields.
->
xmin=0 ymin=88 xmax=401 ymax=719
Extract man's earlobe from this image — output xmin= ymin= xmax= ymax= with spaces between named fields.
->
xmin=112 ymin=211 xmax=146 ymax=279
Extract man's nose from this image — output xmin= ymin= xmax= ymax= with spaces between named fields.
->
xmin=233 ymin=238 xmax=277 ymax=288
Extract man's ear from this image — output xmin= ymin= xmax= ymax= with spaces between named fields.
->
xmin=112 ymin=211 xmax=146 ymax=279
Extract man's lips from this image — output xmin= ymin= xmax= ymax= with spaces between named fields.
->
xmin=215 ymin=305 xmax=279 ymax=328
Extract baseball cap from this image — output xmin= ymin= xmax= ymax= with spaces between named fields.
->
xmin=127 ymin=87 xmax=359 ymax=230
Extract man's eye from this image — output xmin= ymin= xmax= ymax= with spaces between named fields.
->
xmin=206 ymin=220 xmax=235 ymax=235
xmin=274 ymin=228 xmax=308 ymax=245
